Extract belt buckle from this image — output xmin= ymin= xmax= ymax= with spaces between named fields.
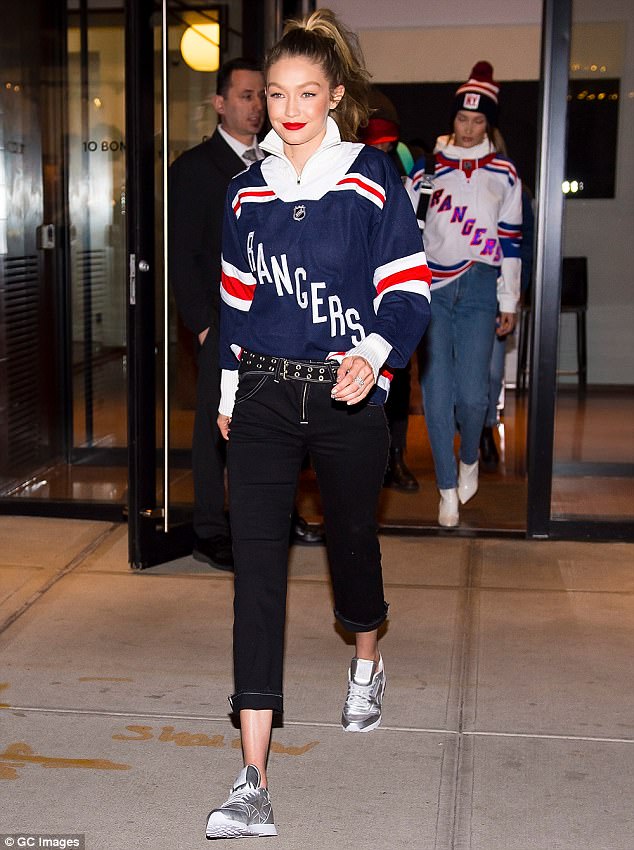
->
xmin=282 ymin=358 xmax=289 ymax=380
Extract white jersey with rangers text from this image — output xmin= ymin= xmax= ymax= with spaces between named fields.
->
xmin=406 ymin=135 xmax=522 ymax=314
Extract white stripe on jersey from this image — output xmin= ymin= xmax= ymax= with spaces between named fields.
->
xmin=373 ymin=251 xmax=428 ymax=290
xmin=377 ymin=372 xmax=392 ymax=394
xmin=221 ymin=259 xmax=256 ymax=287
xmin=220 ymin=287 xmax=252 ymax=312
xmin=231 ymin=187 xmax=277 ymax=219
xmin=374 ymin=279 xmax=432 ymax=312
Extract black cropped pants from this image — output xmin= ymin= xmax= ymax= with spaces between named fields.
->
xmin=227 ymin=366 xmax=390 ymax=715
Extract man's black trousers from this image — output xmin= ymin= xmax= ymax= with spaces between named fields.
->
xmin=192 ymin=332 xmax=229 ymax=539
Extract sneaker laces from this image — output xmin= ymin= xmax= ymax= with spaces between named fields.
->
xmin=345 ymin=680 xmax=377 ymax=712
xmin=226 ymin=782 xmax=258 ymax=805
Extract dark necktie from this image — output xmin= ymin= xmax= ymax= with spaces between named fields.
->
xmin=243 ymin=148 xmax=258 ymax=163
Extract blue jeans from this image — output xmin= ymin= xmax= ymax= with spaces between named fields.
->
xmin=419 ymin=263 xmax=498 ymax=489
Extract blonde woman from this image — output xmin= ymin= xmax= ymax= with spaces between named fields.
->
xmin=206 ymin=10 xmax=431 ymax=839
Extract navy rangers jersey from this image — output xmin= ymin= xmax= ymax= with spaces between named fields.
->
xmin=219 ymin=118 xmax=431 ymax=406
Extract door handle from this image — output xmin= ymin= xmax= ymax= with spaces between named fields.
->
xmin=129 ymin=256 xmax=152 ymax=306
xmin=36 ymin=223 xmax=56 ymax=250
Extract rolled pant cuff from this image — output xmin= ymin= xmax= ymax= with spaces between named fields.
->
xmin=229 ymin=691 xmax=284 ymax=714
xmin=334 ymin=602 xmax=389 ymax=633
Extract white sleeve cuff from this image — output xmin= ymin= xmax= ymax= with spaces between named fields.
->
xmin=497 ymin=258 xmax=521 ymax=314
xmin=346 ymin=333 xmax=392 ymax=380
xmin=219 ymin=369 xmax=239 ymax=417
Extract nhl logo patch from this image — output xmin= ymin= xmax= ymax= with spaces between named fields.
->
xmin=293 ymin=204 xmax=306 ymax=221
xmin=464 ymin=93 xmax=481 ymax=110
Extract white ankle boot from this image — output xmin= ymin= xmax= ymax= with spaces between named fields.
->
xmin=438 ymin=488 xmax=459 ymax=527
xmin=458 ymin=460 xmax=479 ymax=504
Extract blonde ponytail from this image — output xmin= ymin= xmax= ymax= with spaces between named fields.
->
xmin=265 ymin=8 xmax=371 ymax=141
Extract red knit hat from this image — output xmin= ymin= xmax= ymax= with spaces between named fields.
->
xmin=452 ymin=61 xmax=500 ymax=126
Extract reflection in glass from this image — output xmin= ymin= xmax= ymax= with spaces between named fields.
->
xmin=68 ymin=13 xmax=127 ymax=450
xmin=551 ymin=11 xmax=634 ymax=523
xmin=0 ymin=2 xmax=59 ymax=495
xmin=155 ymin=7 xmax=227 ymax=515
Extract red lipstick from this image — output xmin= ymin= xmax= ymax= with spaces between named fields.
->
xmin=282 ymin=122 xmax=306 ymax=130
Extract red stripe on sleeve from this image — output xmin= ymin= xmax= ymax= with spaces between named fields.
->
xmin=376 ymin=264 xmax=432 ymax=295
xmin=222 ymin=270 xmax=255 ymax=302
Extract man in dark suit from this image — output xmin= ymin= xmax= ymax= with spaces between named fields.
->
xmin=170 ymin=58 xmax=322 ymax=571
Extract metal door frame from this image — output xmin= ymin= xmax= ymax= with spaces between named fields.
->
xmin=125 ymin=0 xmax=193 ymax=567
xmin=525 ymin=0 xmax=633 ymax=542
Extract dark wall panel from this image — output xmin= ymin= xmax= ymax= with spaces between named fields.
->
xmin=375 ymin=81 xmax=540 ymax=193
xmin=374 ymin=78 xmax=619 ymax=200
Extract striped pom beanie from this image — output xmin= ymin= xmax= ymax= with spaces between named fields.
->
xmin=452 ymin=61 xmax=500 ymax=127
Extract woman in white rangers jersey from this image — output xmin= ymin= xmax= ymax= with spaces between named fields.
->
xmin=205 ymin=10 xmax=431 ymax=840
xmin=416 ymin=62 xmax=522 ymax=528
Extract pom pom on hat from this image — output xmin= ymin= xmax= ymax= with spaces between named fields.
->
xmin=452 ymin=61 xmax=500 ymax=126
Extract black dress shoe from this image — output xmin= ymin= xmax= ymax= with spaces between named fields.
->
xmin=480 ymin=426 xmax=499 ymax=467
xmin=383 ymin=448 xmax=419 ymax=492
xmin=290 ymin=514 xmax=325 ymax=546
xmin=192 ymin=534 xmax=234 ymax=571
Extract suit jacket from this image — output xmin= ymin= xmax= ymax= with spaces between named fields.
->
xmin=169 ymin=129 xmax=247 ymax=335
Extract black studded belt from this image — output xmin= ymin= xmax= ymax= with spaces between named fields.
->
xmin=239 ymin=350 xmax=339 ymax=383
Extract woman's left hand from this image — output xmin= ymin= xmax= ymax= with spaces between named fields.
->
xmin=332 ymin=356 xmax=375 ymax=405
xmin=497 ymin=312 xmax=517 ymax=336
xmin=217 ymin=414 xmax=231 ymax=441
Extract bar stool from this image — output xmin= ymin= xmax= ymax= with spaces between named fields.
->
xmin=516 ymin=256 xmax=588 ymax=392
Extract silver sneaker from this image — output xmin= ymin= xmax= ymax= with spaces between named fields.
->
xmin=206 ymin=764 xmax=277 ymax=839
xmin=341 ymin=655 xmax=386 ymax=732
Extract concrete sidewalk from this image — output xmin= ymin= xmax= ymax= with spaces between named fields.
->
xmin=1 ymin=516 xmax=633 ymax=849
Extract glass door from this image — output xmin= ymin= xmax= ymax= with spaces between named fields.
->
xmin=126 ymin=0 xmax=186 ymax=568
xmin=526 ymin=0 xmax=634 ymax=541
xmin=0 ymin=0 xmax=131 ymax=515
xmin=68 ymin=8 xmax=127 ymax=466
xmin=126 ymin=0 xmax=250 ymax=567
xmin=549 ymin=6 xmax=634 ymax=538
xmin=0 ymin=2 xmax=68 ymax=505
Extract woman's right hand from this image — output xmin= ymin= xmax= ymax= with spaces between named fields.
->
xmin=217 ymin=414 xmax=231 ymax=441
xmin=497 ymin=311 xmax=516 ymax=336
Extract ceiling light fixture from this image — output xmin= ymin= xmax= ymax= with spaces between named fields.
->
xmin=180 ymin=22 xmax=220 ymax=72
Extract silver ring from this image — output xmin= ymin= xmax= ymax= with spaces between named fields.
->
xmin=354 ymin=375 xmax=365 ymax=387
